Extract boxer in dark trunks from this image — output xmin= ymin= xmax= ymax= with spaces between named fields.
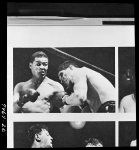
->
xmin=57 ymin=61 xmax=116 ymax=113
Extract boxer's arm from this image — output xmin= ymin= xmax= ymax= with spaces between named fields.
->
xmin=119 ymin=99 xmax=126 ymax=113
xmin=54 ymin=82 xmax=65 ymax=92
xmin=13 ymin=83 xmax=22 ymax=113
xmin=13 ymin=83 xmax=40 ymax=112
xmin=63 ymin=77 xmax=87 ymax=106
xmin=21 ymin=101 xmax=51 ymax=113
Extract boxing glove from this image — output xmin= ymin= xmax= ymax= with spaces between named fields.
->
xmin=50 ymin=91 xmax=68 ymax=108
xmin=17 ymin=89 xmax=40 ymax=107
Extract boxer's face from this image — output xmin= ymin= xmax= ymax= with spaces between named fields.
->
xmin=58 ymin=68 xmax=72 ymax=88
xmin=39 ymin=129 xmax=53 ymax=148
xmin=30 ymin=57 xmax=48 ymax=79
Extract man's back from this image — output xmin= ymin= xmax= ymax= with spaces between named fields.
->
xmin=83 ymin=67 xmax=116 ymax=103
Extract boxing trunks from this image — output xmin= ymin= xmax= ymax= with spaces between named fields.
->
xmin=97 ymin=100 xmax=115 ymax=113
xmin=80 ymin=101 xmax=92 ymax=113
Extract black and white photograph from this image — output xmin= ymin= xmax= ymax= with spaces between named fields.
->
xmin=6 ymin=3 xmax=135 ymax=148
xmin=118 ymin=47 xmax=136 ymax=113
xmin=13 ymin=47 xmax=115 ymax=113
xmin=14 ymin=121 xmax=115 ymax=148
xmin=119 ymin=121 xmax=136 ymax=147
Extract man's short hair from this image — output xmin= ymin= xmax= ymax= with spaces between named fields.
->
xmin=30 ymin=51 xmax=48 ymax=63
xmin=85 ymin=137 xmax=103 ymax=146
xmin=27 ymin=124 xmax=49 ymax=142
xmin=58 ymin=60 xmax=79 ymax=72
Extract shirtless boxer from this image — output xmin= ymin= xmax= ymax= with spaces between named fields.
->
xmin=57 ymin=61 xmax=116 ymax=113
xmin=119 ymin=93 xmax=136 ymax=113
xmin=13 ymin=51 xmax=64 ymax=113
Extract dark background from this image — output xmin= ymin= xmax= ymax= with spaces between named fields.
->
xmin=118 ymin=47 xmax=135 ymax=102
xmin=14 ymin=121 xmax=115 ymax=148
xmin=13 ymin=47 xmax=115 ymax=88
xmin=119 ymin=121 xmax=136 ymax=147
xmin=7 ymin=3 xmax=134 ymax=18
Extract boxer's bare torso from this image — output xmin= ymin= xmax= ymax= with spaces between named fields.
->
xmin=84 ymin=67 xmax=115 ymax=100
xmin=14 ymin=77 xmax=64 ymax=113
xmin=71 ymin=67 xmax=115 ymax=112
xmin=119 ymin=94 xmax=136 ymax=113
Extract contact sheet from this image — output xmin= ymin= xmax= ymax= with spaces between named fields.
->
xmin=7 ymin=17 xmax=135 ymax=147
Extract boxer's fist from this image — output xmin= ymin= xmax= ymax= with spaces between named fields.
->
xmin=17 ymin=89 xmax=40 ymax=107
xmin=50 ymin=91 xmax=67 ymax=108
xmin=26 ymin=89 xmax=40 ymax=102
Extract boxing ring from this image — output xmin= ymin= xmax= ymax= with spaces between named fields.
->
xmin=45 ymin=47 xmax=115 ymax=78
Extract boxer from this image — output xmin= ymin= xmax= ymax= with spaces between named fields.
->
xmin=57 ymin=61 xmax=116 ymax=113
xmin=119 ymin=93 xmax=136 ymax=113
xmin=13 ymin=51 xmax=64 ymax=113
xmin=28 ymin=124 xmax=53 ymax=148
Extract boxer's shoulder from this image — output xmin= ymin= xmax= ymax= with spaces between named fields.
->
xmin=120 ymin=94 xmax=134 ymax=107
xmin=82 ymin=66 xmax=93 ymax=72
xmin=14 ymin=82 xmax=25 ymax=92
xmin=82 ymin=67 xmax=99 ymax=77
xmin=122 ymin=94 xmax=134 ymax=102
xmin=120 ymin=94 xmax=136 ymax=113
xmin=73 ymin=67 xmax=87 ymax=80
xmin=14 ymin=80 xmax=33 ymax=92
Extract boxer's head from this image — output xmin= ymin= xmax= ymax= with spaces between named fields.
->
xmin=85 ymin=137 xmax=103 ymax=147
xmin=58 ymin=60 xmax=79 ymax=88
xmin=121 ymin=68 xmax=135 ymax=92
xmin=29 ymin=51 xmax=48 ymax=79
xmin=28 ymin=124 xmax=53 ymax=148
